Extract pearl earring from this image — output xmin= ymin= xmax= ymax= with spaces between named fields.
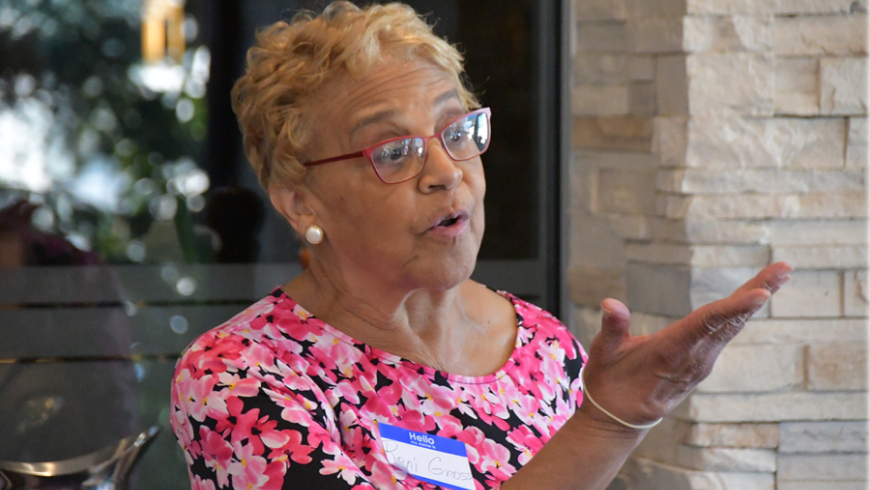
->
xmin=305 ymin=225 xmax=324 ymax=245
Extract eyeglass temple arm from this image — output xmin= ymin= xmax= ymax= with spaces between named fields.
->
xmin=304 ymin=151 xmax=365 ymax=167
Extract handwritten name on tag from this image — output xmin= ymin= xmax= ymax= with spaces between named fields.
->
xmin=377 ymin=422 xmax=475 ymax=490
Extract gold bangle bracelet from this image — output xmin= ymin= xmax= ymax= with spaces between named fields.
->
xmin=580 ymin=368 xmax=663 ymax=431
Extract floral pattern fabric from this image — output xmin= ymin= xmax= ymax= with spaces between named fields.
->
xmin=171 ymin=289 xmax=587 ymax=490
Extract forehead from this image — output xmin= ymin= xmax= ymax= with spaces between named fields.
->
xmin=311 ymin=58 xmax=461 ymax=129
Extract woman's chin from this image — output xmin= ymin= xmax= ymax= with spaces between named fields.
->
xmin=407 ymin=248 xmax=478 ymax=291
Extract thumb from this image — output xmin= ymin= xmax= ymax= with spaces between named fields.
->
xmin=596 ymin=298 xmax=632 ymax=354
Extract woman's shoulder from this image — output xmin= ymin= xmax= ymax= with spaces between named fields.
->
xmin=503 ymin=292 xmax=560 ymax=325
xmin=463 ymin=280 xmax=584 ymax=357
xmin=495 ymin=289 xmax=587 ymax=360
xmin=492 ymin=289 xmax=567 ymax=334
xmin=176 ymin=288 xmax=323 ymax=366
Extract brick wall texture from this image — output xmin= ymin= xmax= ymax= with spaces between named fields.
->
xmin=568 ymin=0 xmax=868 ymax=488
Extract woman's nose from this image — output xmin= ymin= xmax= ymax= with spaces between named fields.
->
xmin=418 ymin=141 xmax=462 ymax=192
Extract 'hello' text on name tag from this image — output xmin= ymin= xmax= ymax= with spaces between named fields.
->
xmin=377 ymin=422 xmax=475 ymax=490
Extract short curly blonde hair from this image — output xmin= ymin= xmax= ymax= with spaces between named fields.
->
xmin=231 ymin=1 xmax=479 ymax=189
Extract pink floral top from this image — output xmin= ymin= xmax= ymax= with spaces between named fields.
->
xmin=170 ymin=289 xmax=587 ymax=490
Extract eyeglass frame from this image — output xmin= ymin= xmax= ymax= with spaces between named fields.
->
xmin=302 ymin=107 xmax=492 ymax=184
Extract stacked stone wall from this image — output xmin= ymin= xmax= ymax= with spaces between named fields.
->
xmin=568 ymin=0 xmax=868 ymax=488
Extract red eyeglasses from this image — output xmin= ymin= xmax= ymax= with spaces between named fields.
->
xmin=303 ymin=108 xmax=492 ymax=184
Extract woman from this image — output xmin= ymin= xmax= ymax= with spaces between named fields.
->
xmin=170 ymin=3 xmax=791 ymax=489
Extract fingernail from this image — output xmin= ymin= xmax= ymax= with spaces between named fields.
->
xmin=753 ymin=290 xmax=772 ymax=305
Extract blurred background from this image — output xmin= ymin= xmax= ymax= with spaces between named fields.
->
xmin=2 ymin=0 xmax=868 ymax=489
xmin=0 ymin=0 xmax=563 ymax=487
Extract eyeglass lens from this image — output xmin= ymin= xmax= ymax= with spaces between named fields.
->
xmin=370 ymin=111 xmax=491 ymax=183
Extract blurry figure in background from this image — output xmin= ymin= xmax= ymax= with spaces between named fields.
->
xmin=0 ymin=200 xmax=99 ymax=268
xmin=0 ymin=199 xmax=138 ymax=463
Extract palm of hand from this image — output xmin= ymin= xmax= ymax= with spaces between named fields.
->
xmin=581 ymin=262 xmax=792 ymax=429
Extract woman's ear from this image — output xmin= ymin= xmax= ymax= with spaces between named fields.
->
xmin=268 ymin=182 xmax=317 ymax=237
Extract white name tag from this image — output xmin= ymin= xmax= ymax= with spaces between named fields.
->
xmin=377 ymin=422 xmax=475 ymax=490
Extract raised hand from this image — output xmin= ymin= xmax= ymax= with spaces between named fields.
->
xmin=579 ymin=262 xmax=792 ymax=429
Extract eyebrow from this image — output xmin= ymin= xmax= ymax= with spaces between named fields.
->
xmin=349 ymin=110 xmax=399 ymax=140
xmin=348 ymin=89 xmax=463 ymax=140
xmin=432 ymin=88 xmax=460 ymax=107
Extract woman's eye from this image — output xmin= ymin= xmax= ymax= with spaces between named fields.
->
xmin=445 ymin=126 xmax=470 ymax=144
xmin=375 ymin=142 xmax=410 ymax=165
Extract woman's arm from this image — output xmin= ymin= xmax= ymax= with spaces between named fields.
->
xmin=499 ymin=406 xmax=645 ymax=490
xmin=502 ymin=262 xmax=791 ymax=490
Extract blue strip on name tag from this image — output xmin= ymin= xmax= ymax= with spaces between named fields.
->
xmin=378 ymin=423 xmax=469 ymax=456
xmin=377 ymin=422 xmax=475 ymax=490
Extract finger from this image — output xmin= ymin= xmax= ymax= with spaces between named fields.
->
xmin=672 ymin=288 xmax=770 ymax=347
xmin=596 ymin=298 xmax=632 ymax=353
xmin=733 ymin=262 xmax=792 ymax=296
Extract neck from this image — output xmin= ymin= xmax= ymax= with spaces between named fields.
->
xmin=283 ymin=255 xmax=481 ymax=371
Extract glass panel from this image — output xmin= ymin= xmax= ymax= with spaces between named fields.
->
xmin=0 ymin=1 xmax=214 ymax=480
xmin=0 ymin=0 xmax=212 ymax=266
xmin=0 ymin=0 xmax=543 ymax=266
xmin=0 ymin=2 xmax=558 ymax=487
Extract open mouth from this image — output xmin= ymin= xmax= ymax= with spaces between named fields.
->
xmin=437 ymin=215 xmax=461 ymax=227
xmin=427 ymin=210 xmax=470 ymax=237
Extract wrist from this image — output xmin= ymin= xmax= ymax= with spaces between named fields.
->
xmin=579 ymin=368 xmax=662 ymax=432
xmin=573 ymin=401 xmax=650 ymax=441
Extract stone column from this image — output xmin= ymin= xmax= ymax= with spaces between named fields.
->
xmin=568 ymin=0 xmax=868 ymax=488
